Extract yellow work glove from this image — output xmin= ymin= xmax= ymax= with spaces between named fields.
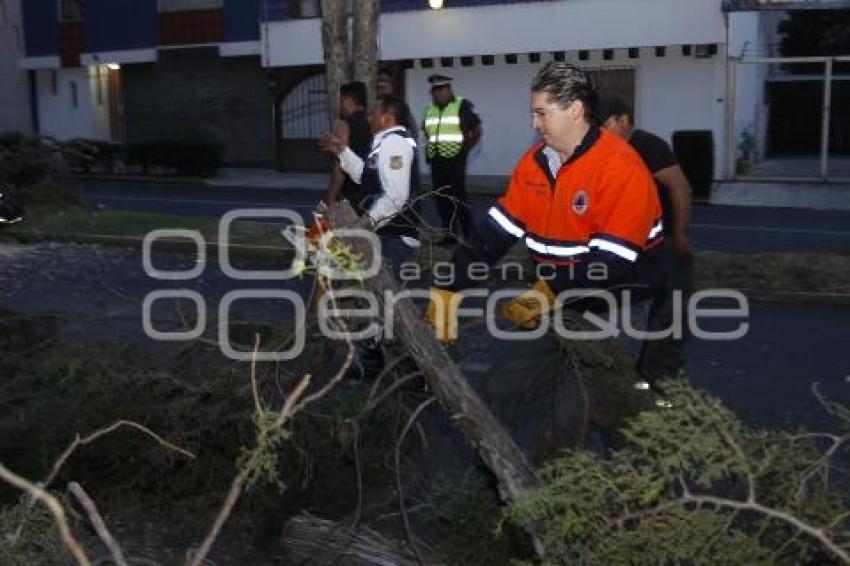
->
xmin=426 ymin=288 xmax=464 ymax=344
xmin=500 ymin=279 xmax=557 ymax=329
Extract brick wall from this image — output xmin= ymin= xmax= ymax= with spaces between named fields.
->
xmin=122 ymin=48 xmax=274 ymax=166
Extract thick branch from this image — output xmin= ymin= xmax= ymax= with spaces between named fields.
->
xmin=67 ymin=482 xmax=128 ymax=566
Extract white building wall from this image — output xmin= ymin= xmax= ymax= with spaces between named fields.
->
xmin=35 ymin=67 xmax=110 ymax=141
xmin=728 ymin=12 xmax=767 ymax=168
xmin=264 ymin=0 xmax=726 ymax=67
xmin=0 ymin=0 xmax=32 ymax=134
xmin=407 ymin=49 xmax=727 ymax=178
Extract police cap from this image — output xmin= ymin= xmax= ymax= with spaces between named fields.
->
xmin=427 ymin=74 xmax=453 ymax=91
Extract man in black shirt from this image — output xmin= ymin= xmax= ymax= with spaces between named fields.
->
xmin=597 ymin=94 xmax=694 ymax=381
xmin=322 ymin=81 xmax=372 ymax=210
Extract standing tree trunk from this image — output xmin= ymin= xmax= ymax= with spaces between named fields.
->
xmin=319 ymin=0 xmax=349 ymax=126
xmin=351 ymin=0 xmax=380 ymax=97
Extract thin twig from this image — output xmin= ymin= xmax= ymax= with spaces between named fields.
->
xmin=187 ymin=373 xmax=313 ymax=566
xmin=0 ymin=463 xmax=91 ymax=566
xmin=45 ymin=420 xmax=196 ymax=489
xmin=795 ymin=431 xmax=850 ymax=501
xmin=614 ymin=490 xmax=850 ymax=564
xmin=250 ymin=333 xmax=262 ymax=415
xmin=67 ymin=482 xmax=129 ymax=566
xmin=395 ymin=396 xmax=437 ymax=566
xmin=357 ymin=371 xmax=423 ymax=418
xmin=10 ymin=420 xmax=195 ymax=545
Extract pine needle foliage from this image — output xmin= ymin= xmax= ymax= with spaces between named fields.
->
xmin=505 ymin=380 xmax=850 ymax=565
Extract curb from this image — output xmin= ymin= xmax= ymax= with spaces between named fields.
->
xmin=72 ymin=173 xmax=209 ymax=185
xmin=0 ymin=231 xmax=294 ymax=260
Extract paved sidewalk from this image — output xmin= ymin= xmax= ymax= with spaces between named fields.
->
xmin=208 ymin=168 xmax=327 ymax=190
xmin=710 ymin=180 xmax=850 ymax=211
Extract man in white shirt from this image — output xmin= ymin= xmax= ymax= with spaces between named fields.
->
xmin=319 ymin=94 xmax=420 ymax=277
xmin=318 ymin=94 xmax=421 ymax=380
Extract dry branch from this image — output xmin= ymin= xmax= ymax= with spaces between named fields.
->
xmin=0 ymin=463 xmax=91 ymax=566
xmin=66 ymin=482 xmax=128 ymax=566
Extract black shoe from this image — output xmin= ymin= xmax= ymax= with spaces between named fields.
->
xmin=0 ymin=196 xmax=24 ymax=225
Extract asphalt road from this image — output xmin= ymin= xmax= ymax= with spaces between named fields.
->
xmin=80 ymin=180 xmax=850 ymax=254
xmin=0 ymin=242 xmax=847 ymax=433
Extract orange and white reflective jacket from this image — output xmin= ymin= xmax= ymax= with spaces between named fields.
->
xmin=490 ymin=128 xmax=663 ymax=265
xmin=443 ymin=127 xmax=666 ymax=294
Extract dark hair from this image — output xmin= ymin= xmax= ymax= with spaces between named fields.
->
xmin=531 ymin=62 xmax=597 ymax=120
xmin=596 ymin=93 xmax=634 ymax=126
xmin=378 ymin=65 xmax=397 ymax=79
xmin=340 ymin=81 xmax=368 ymax=108
xmin=376 ymin=94 xmax=404 ymax=124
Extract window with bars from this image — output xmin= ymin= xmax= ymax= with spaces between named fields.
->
xmin=280 ymin=73 xmax=329 ymax=139
xmin=158 ymin=0 xmax=224 ymax=12
xmin=586 ymin=68 xmax=636 ymax=112
xmin=59 ymin=0 xmax=84 ymax=21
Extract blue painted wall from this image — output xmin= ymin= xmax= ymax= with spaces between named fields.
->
xmin=22 ymin=0 xmax=57 ymax=57
xmin=85 ymin=0 xmax=158 ymax=52
xmin=226 ymin=0 xmax=260 ymax=41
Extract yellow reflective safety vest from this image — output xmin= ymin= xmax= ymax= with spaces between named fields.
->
xmin=424 ymin=97 xmax=464 ymax=159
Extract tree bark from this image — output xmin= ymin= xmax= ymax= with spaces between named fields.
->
xmin=319 ymin=0 xmax=349 ymax=126
xmin=327 ymin=203 xmax=540 ymax=503
xmin=351 ymin=0 xmax=380 ymax=97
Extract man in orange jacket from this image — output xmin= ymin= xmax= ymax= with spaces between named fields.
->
xmin=427 ymin=62 xmax=667 ymax=345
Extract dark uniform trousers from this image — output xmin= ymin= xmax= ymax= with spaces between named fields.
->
xmin=431 ymin=156 xmax=473 ymax=239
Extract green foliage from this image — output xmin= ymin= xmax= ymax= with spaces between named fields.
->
xmin=0 ymin=500 xmax=67 ymax=566
xmin=429 ymin=479 xmax=518 ymax=566
xmin=0 ymin=314 xmax=255 ymax=505
xmin=505 ymin=380 xmax=849 ymax=565
xmin=0 ymin=133 xmax=83 ymax=211
xmin=0 ymin=132 xmax=56 ymax=188
xmin=237 ymin=406 xmax=291 ymax=492
xmin=65 ymin=138 xmax=118 ymax=174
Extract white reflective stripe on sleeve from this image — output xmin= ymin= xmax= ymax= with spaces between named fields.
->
xmin=588 ymin=238 xmax=638 ymax=262
xmin=434 ymin=133 xmax=464 ymax=143
xmin=424 ymin=116 xmax=461 ymax=126
xmin=547 ymin=244 xmax=591 ymax=257
xmin=487 ymin=207 xmax=525 ymax=238
xmin=525 ymin=235 xmax=589 ymax=257
xmin=649 ymin=220 xmax=664 ymax=239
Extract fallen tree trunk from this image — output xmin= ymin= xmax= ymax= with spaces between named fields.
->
xmin=327 ymin=202 xmax=540 ymax=503
xmin=280 ymin=512 xmax=423 ymax=565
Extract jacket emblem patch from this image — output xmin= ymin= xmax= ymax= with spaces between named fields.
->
xmin=572 ymin=190 xmax=589 ymax=215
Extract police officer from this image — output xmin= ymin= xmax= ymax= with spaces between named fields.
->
xmin=319 ymin=94 xmax=419 ymax=380
xmin=377 ymin=66 xmax=421 ymax=198
xmin=422 ymin=74 xmax=481 ymax=244
xmin=319 ymin=94 xmax=420 ymax=276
